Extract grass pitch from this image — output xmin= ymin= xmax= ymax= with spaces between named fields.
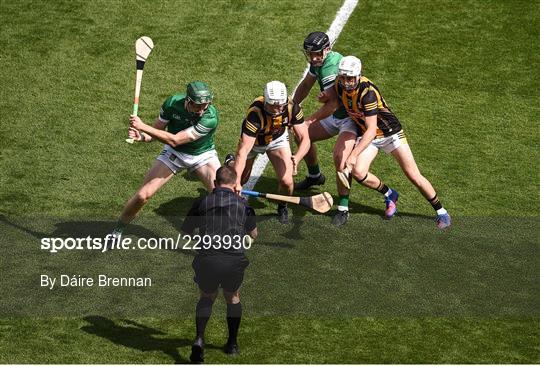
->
xmin=0 ymin=0 xmax=538 ymax=363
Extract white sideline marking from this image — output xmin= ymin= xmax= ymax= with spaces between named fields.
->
xmin=242 ymin=0 xmax=359 ymax=191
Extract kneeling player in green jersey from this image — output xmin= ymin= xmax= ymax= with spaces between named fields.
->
xmin=292 ymin=31 xmax=359 ymax=226
xmin=110 ymin=81 xmax=221 ymax=239
xmin=229 ymin=81 xmax=310 ymax=224
xmin=308 ymin=56 xmax=451 ymax=229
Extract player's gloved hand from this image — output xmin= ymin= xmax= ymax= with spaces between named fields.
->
xmin=128 ymin=127 xmax=143 ymax=142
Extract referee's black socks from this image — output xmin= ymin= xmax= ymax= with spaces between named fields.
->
xmin=195 ymin=297 xmax=214 ymax=340
xmin=226 ymin=302 xmax=242 ymax=345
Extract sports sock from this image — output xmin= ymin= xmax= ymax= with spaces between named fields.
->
xmin=375 ymin=180 xmax=391 ymax=197
xmin=226 ymin=302 xmax=242 ymax=345
xmin=307 ymin=164 xmax=321 ymax=178
xmin=427 ymin=194 xmax=447 ymax=215
xmin=114 ymin=220 xmax=127 ymax=233
xmin=195 ymin=297 xmax=214 ymax=339
xmin=337 ymin=195 xmax=349 ymax=212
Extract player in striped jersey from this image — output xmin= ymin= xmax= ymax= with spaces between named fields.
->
xmin=308 ymin=56 xmax=451 ymax=229
xmin=229 ymin=81 xmax=310 ymax=224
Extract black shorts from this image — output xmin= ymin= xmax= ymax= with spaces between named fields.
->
xmin=192 ymin=254 xmax=249 ymax=293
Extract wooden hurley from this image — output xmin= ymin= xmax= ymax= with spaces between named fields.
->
xmin=241 ymin=190 xmax=333 ymax=213
xmin=126 ymin=36 xmax=154 ymax=144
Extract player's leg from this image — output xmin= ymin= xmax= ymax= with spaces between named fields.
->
xmin=391 ymin=143 xmax=451 ymax=228
xmin=331 ymin=131 xmax=356 ymax=226
xmin=351 ymin=138 xmax=400 ymax=219
xmin=114 ymin=159 xmax=175 ymax=234
xmin=192 ymin=151 xmax=221 ymax=191
xmin=267 ymin=144 xmax=294 ymax=224
xmin=295 ymin=117 xmax=336 ymax=190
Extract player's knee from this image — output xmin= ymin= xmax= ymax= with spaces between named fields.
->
xmin=352 ymin=166 xmax=368 ymax=180
xmin=279 ymin=175 xmax=294 ymax=188
xmin=405 ymin=170 xmax=424 ymax=187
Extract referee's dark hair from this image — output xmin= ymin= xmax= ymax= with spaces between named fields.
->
xmin=215 ymin=166 xmax=237 ymax=186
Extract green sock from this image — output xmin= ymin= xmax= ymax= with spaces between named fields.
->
xmin=114 ymin=220 xmax=127 ymax=232
xmin=338 ymin=195 xmax=349 ymax=211
xmin=307 ymin=164 xmax=321 ymax=177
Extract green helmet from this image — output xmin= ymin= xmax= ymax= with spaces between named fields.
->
xmin=186 ymin=81 xmax=213 ymax=104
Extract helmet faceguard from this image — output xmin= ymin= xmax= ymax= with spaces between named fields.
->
xmin=303 ymin=31 xmax=331 ymax=67
xmin=264 ymin=81 xmax=288 ymax=117
xmin=338 ymin=56 xmax=362 ymax=92
xmin=186 ymin=81 xmax=213 ymax=117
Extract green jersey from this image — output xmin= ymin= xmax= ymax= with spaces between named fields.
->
xmin=308 ymin=51 xmax=348 ymax=119
xmin=158 ymin=93 xmax=218 ymax=155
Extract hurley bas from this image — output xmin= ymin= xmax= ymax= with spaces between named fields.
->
xmin=40 ymin=274 xmax=152 ymax=289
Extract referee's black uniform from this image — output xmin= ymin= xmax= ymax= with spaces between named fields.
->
xmin=182 ymin=187 xmax=256 ymax=293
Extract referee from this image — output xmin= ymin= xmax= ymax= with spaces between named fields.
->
xmin=181 ymin=166 xmax=257 ymax=363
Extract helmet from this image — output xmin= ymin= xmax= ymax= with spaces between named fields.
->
xmin=186 ymin=81 xmax=213 ymax=104
xmin=303 ymin=31 xmax=331 ymax=66
xmin=303 ymin=31 xmax=330 ymax=52
xmin=338 ymin=56 xmax=362 ymax=77
xmin=338 ymin=56 xmax=362 ymax=91
xmin=263 ymin=81 xmax=288 ymax=116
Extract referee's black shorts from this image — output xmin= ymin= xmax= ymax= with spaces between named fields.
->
xmin=192 ymin=254 xmax=249 ymax=293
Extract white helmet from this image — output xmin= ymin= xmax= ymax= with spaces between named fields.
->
xmin=338 ymin=56 xmax=362 ymax=91
xmin=264 ymin=81 xmax=288 ymax=116
xmin=338 ymin=56 xmax=362 ymax=77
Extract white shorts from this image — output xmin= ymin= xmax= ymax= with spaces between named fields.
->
xmin=359 ymin=130 xmax=408 ymax=154
xmin=319 ymin=115 xmax=358 ymax=136
xmin=247 ymin=132 xmax=291 ymax=159
xmin=157 ymin=145 xmax=220 ymax=174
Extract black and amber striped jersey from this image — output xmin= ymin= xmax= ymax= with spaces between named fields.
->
xmin=241 ymin=96 xmax=305 ymax=146
xmin=335 ymin=76 xmax=402 ymax=138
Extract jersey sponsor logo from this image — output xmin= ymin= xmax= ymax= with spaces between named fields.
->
xmin=172 ymin=114 xmax=194 ymax=124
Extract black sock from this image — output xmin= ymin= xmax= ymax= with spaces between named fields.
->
xmin=195 ymin=297 xmax=214 ymax=340
xmin=376 ymin=181 xmax=389 ymax=195
xmin=428 ymin=194 xmax=443 ymax=211
xmin=226 ymin=302 xmax=242 ymax=345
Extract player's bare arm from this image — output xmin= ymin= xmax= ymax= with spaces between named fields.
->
xmin=233 ymin=133 xmax=256 ymax=190
xmin=130 ymin=115 xmax=199 ymax=147
xmin=128 ymin=118 xmax=166 ymax=142
xmin=292 ymin=73 xmax=317 ymax=104
xmin=292 ymin=122 xmax=310 ymax=166
xmin=345 ymin=115 xmax=377 ymax=169
xmin=305 ymin=87 xmax=340 ymax=124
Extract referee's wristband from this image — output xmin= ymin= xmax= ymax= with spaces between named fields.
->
xmin=140 ymin=132 xmax=147 ymax=142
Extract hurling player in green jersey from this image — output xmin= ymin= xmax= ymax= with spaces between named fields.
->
xmin=110 ymin=81 xmax=221 ymax=239
xmin=292 ymin=31 xmax=358 ymax=226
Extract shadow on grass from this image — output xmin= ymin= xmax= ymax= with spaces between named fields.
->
xmin=81 ymin=316 xmax=190 ymax=363
xmin=81 ymin=316 xmax=226 ymax=364
xmin=0 ymin=214 xmax=159 ymax=240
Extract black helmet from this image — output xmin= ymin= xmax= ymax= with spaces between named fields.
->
xmin=303 ymin=31 xmax=331 ymax=52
